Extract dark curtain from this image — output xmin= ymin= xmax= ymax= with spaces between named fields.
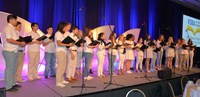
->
xmin=0 ymin=0 xmax=200 ymax=39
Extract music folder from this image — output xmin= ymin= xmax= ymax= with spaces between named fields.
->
xmin=49 ymin=34 xmax=55 ymax=40
xmin=153 ymin=48 xmax=160 ymax=53
xmin=189 ymin=44 xmax=195 ymax=47
xmin=89 ymin=40 xmax=100 ymax=46
xmin=148 ymin=41 xmax=155 ymax=46
xmin=182 ymin=45 xmax=189 ymax=49
xmin=169 ymin=43 xmax=175 ymax=48
xmin=61 ymin=36 xmax=76 ymax=48
xmin=36 ymin=35 xmax=47 ymax=41
xmin=140 ymin=44 xmax=148 ymax=51
xmin=160 ymin=41 xmax=166 ymax=46
xmin=75 ymin=39 xmax=86 ymax=47
xmin=106 ymin=42 xmax=112 ymax=46
xmin=16 ymin=36 xmax=32 ymax=43
xmin=62 ymin=36 xmax=76 ymax=44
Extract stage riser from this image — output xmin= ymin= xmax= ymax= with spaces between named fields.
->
xmin=74 ymin=73 xmax=200 ymax=97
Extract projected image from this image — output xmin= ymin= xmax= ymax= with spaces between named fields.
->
xmin=182 ymin=14 xmax=200 ymax=47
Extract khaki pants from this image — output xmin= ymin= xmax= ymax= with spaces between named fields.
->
xmin=56 ymin=51 xmax=67 ymax=84
xmin=66 ymin=51 xmax=77 ymax=78
xmin=28 ymin=51 xmax=40 ymax=78
xmin=179 ymin=54 xmax=188 ymax=69
xmin=15 ymin=51 xmax=24 ymax=81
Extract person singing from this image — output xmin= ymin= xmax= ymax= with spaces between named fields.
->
xmin=108 ymin=33 xmax=117 ymax=76
xmin=55 ymin=22 xmax=73 ymax=87
xmin=124 ymin=34 xmax=135 ymax=74
xmin=42 ymin=26 xmax=56 ymax=79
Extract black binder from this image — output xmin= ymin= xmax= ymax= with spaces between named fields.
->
xmin=169 ymin=43 xmax=175 ymax=48
xmin=36 ymin=35 xmax=47 ymax=41
xmin=148 ymin=41 xmax=155 ymax=46
xmin=140 ymin=44 xmax=148 ymax=51
xmin=61 ymin=36 xmax=76 ymax=44
xmin=49 ymin=34 xmax=55 ymax=40
xmin=160 ymin=41 xmax=166 ymax=46
xmin=182 ymin=45 xmax=189 ymax=49
xmin=89 ymin=40 xmax=100 ymax=46
xmin=153 ymin=48 xmax=160 ymax=53
xmin=190 ymin=45 xmax=196 ymax=50
xmin=16 ymin=36 xmax=32 ymax=43
xmin=75 ymin=39 xmax=86 ymax=47
xmin=106 ymin=42 xmax=112 ymax=46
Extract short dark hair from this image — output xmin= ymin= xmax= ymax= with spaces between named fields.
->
xmin=137 ymin=37 xmax=143 ymax=43
xmin=31 ymin=22 xmax=39 ymax=29
xmin=7 ymin=15 xmax=17 ymax=23
xmin=71 ymin=25 xmax=78 ymax=31
xmin=16 ymin=21 xmax=21 ymax=26
xmin=126 ymin=34 xmax=134 ymax=40
xmin=47 ymin=25 xmax=53 ymax=29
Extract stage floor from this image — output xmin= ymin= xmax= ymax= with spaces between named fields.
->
xmin=1 ymin=68 xmax=200 ymax=97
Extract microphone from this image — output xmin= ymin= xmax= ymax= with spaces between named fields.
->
xmin=141 ymin=22 xmax=146 ymax=26
xmin=79 ymin=7 xmax=83 ymax=11
xmin=104 ymin=16 xmax=106 ymax=20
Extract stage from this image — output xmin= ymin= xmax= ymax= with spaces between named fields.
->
xmin=0 ymin=67 xmax=199 ymax=97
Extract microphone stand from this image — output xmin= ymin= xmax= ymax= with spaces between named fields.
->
xmin=103 ymin=16 xmax=124 ymax=89
xmin=135 ymin=23 xmax=153 ymax=81
xmin=71 ymin=7 xmax=96 ymax=94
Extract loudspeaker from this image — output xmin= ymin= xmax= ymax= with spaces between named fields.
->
xmin=158 ymin=68 xmax=172 ymax=79
xmin=0 ymin=87 xmax=5 ymax=97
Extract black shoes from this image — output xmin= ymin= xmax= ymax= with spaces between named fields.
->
xmin=6 ymin=84 xmax=22 ymax=92
xmin=130 ymin=67 xmax=134 ymax=70
xmin=6 ymin=87 xmax=18 ymax=92
xmin=50 ymin=75 xmax=56 ymax=77
xmin=45 ymin=75 xmax=56 ymax=79
xmin=13 ymin=84 xmax=22 ymax=88
xmin=89 ymin=69 xmax=94 ymax=74
xmin=45 ymin=75 xmax=48 ymax=79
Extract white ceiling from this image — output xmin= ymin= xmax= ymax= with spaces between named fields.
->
xmin=171 ymin=0 xmax=200 ymax=13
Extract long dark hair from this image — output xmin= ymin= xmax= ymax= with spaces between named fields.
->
xmin=109 ymin=32 xmax=116 ymax=43
xmin=56 ymin=22 xmax=67 ymax=34
xmin=84 ymin=27 xmax=92 ymax=37
xmin=98 ymin=32 xmax=104 ymax=40
xmin=144 ymin=33 xmax=150 ymax=41
xmin=187 ymin=39 xmax=193 ymax=45
xmin=158 ymin=34 xmax=164 ymax=41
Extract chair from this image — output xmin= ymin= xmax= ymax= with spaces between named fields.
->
xmin=168 ymin=82 xmax=176 ymax=97
xmin=181 ymin=76 xmax=189 ymax=93
xmin=126 ymin=89 xmax=146 ymax=97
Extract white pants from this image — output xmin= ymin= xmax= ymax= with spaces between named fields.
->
xmin=66 ymin=51 xmax=77 ymax=78
xmin=97 ymin=54 xmax=106 ymax=76
xmin=118 ymin=53 xmax=125 ymax=70
xmin=187 ymin=51 xmax=194 ymax=68
xmin=136 ymin=56 xmax=143 ymax=70
xmin=175 ymin=51 xmax=179 ymax=68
